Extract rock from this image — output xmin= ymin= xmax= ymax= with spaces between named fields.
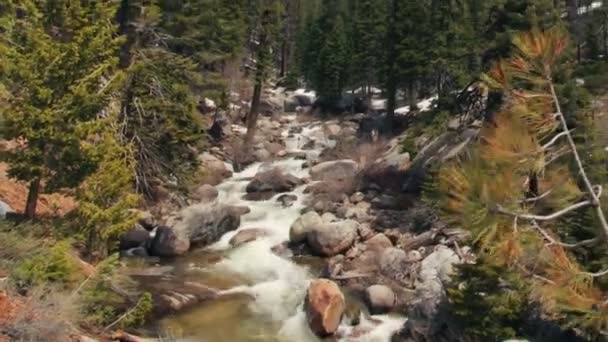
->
xmin=294 ymin=93 xmax=314 ymax=107
xmin=264 ymin=142 xmax=284 ymax=155
xmin=254 ymin=148 xmax=271 ymax=162
xmin=357 ymin=223 xmax=375 ymax=241
xmin=119 ymin=224 xmax=151 ymax=251
xmin=259 ymin=97 xmax=281 ymax=115
xmin=305 ymin=279 xmax=346 ymax=337
xmin=325 ymin=123 xmax=341 ymax=137
xmin=404 ymin=246 xmax=461 ymax=339
xmin=231 ymin=205 xmax=251 ymax=216
xmin=0 ymin=200 xmax=15 ymax=219
xmin=350 ymin=192 xmax=365 ymax=204
xmin=152 ymin=203 xmax=242 ymax=256
xmin=121 ymin=246 xmax=149 ymax=258
xmin=284 ymin=98 xmax=299 ymax=112
xmin=379 ymin=247 xmax=411 ymax=284
xmin=321 ymin=212 xmax=338 ymax=223
xmin=310 ymin=160 xmax=359 ymax=183
xmin=137 ymin=210 xmax=157 ymax=230
xmin=229 ymin=228 xmax=269 ymax=247
xmin=371 ymin=194 xmax=402 ymax=210
xmin=243 ymin=192 xmax=275 ymax=201
xmin=307 ymin=220 xmax=358 ymax=257
xmin=277 ymin=150 xmax=287 ymax=157
xmin=149 ymin=225 xmax=190 ymax=257
xmin=345 ymin=201 xmax=371 ymax=221
xmin=192 ymin=184 xmax=219 ymax=203
xmin=198 ymin=152 xmax=233 ymax=186
xmin=246 ymin=168 xmax=302 ymax=194
xmin=277 ymin=194 xmax=298 ymax=207
xmin=365 ymin=285 xmax=396 ymax=314
xmin=289 ymin=211 xmax=322 ymax=243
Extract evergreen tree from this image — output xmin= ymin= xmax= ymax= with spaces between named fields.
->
xmin=0 ymin=0 xmax=122 ymax=219
xmin=351 ymin=0 xmax=386 ymax=107
xmin=116 ymin=0 xmax=206 ymax=197
xmin=244 ymin=0 xmax=284 ymax=145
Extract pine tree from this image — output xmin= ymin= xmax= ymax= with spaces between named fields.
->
xmin=0 ymin=0 xmax=123 ymax=219
xmin=436 ymin=29 xmax=608 ymax=338
xmin=244 ymin=0 xmax=284 ymax=145
xmin=116 ymin=0 xmax=206 ymax=196
xmin=351 ymin=0 xmax=386 ymax=108
xmin=77 ymin=114 xmax=140 ymax=256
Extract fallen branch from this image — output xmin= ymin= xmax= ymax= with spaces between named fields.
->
xmin=542 ymin=129 xmax=573 ymax=150
xmin=103 ymin=296 xmax=146 ymax=332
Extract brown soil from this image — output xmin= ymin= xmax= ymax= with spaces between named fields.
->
xmin=0 ymin=162 xmax=77 ymax=217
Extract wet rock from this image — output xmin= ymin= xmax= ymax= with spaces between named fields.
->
xmin=371 ymin=194 xmax=402 ymax=210
xmin=365 ymin=285 xmax=395 ymax=314
xmin=152 ymin=203 xmax=242 ymax=256
xmin=289 ymin=211 xmax=322 ymax=243
xmin=310 ymin=160 xmax=359 ymax=183
xmin=307 ymin=220 xmax=358 ymax=257
xmin=198 ymin=152 xmax=233 ymax=186
xmin=243 ymin=192 xmax=275 ymax=201
xmin=277 ymin=193 xmax=298 ymax=207
xmin=192 ymin=184 xmax=219 ymax=203
xmin=121 ymin=246 xmax=149 ymax=258
xmin=271 ymin=241 xmax=314 ymax=258
xmin=229 ymin=228 xmax=269 ymax=247
xmin=149 ymin=225 xmax=190 ymax=257
xmin=141 ymin=277 xmax=218 ymax=316
xmin=246 ymin=168 xmax=302 ymax=194
xmin=305 ymin=279 xmax=346 ymax=337
xmin=302 ymin=140 xmax=316 ymax=150
xmin=119 ymin=224 xmax=151 ymax=251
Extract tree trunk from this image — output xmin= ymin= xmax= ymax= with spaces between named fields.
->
xmin=245 ymin=71 xmax=264 ymax=146
xmin=408 ymin=82 xmax=416 ymax=109
xmin=25 ymin=177 xmax=41 ymax=220
xmin=384 ymin=0 xmax=398 ymax=129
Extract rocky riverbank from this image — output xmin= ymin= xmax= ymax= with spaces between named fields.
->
xmin=112 ymin=86 xmax=479 ymax=341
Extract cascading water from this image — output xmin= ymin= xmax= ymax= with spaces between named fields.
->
xmin=158 ymin=115 xmax=405 ymax=341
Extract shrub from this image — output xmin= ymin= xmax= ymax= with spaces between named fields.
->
xmin=11 ymin=241 xmax=81 ymax=289
xmin=447 ymin=260 xmax=531 ymax=341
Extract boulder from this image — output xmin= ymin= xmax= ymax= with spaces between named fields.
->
xmin=310 ymin=160 xmax=359 ymax=183
xmin=119 ymin=224 xmax=151 ymax=251
xmin=259 ymin=97 xmax=281 ymax=115
xmin=0 ymin=200 xmax=15 ymax=219
xmin=246 ymin=168 xmax=302 ymax=194
xmin=229 ymin=228 xmax=269 ymax=247
xmin=253 ymin=148 xmax=271 ymax=162
xmin=277 ymin=194 xmax=298 ymax=208
xmin=365 ymin=285 xmax=396 ymax=314
xmin=307 ymin=220 xmax=358 ymax=257
xmin=152 ymin=203 xmax=242 ymax=256
xmin=149 ymin=225 xmax=190 ymax=257
xmin=284 ymin=98 xmax=299 ymax=112
xmin=305 ymin=279 xmax=346 ymax=337
xmin=325 ymin=123 xmax=341 ymax=137
xmin=137 ymin=210 xmax=157 ymax=230
xmin=192 ymin=184 xmax=219 ymax=203
xmin=379 ymin=247 xmax=411 ymax=285
xmin=289 ymin=211 xmax=322 ymax=243
xmin=404 ymin=246 xmax=461 ymax=339
xmin=264 ymin=142 xmax=284 ymax=155
xmin=198 ymin=152 xmax=233 ymax=186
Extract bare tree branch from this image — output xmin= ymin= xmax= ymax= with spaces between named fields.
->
xmin=548 ymin=80 xmax=608 ymax=239
xmin=542 ymin=129 xmax=574 ymax=150
xmin=497 ymin=200 xmax=593 ymax=221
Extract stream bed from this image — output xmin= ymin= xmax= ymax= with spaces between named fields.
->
xmin=152 ymin=115 xmax=405 ymax=341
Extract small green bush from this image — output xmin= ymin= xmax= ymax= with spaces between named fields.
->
xmin=12 ymin=240 xmax=80 ymax=288
xmin=447 ymin=260 xmax=531 ymax=341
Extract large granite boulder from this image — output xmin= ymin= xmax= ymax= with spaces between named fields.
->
xmin=310 ymin=160 xmax=359 ymax=183
xmin=305 ymin=279 xmax=346 ymax=337
xmin=307 ymin=220 xmax=358 ymax=257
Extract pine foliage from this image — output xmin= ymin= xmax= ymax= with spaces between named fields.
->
xmin=437 ymin=28 xmax=608 ymax=338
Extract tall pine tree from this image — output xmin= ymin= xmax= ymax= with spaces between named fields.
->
xmin=0 ymin=0 xmax=123 ymax=219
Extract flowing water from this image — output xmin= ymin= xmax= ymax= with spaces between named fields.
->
xmin=157 ymin=115 xmax=406 ymax=341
